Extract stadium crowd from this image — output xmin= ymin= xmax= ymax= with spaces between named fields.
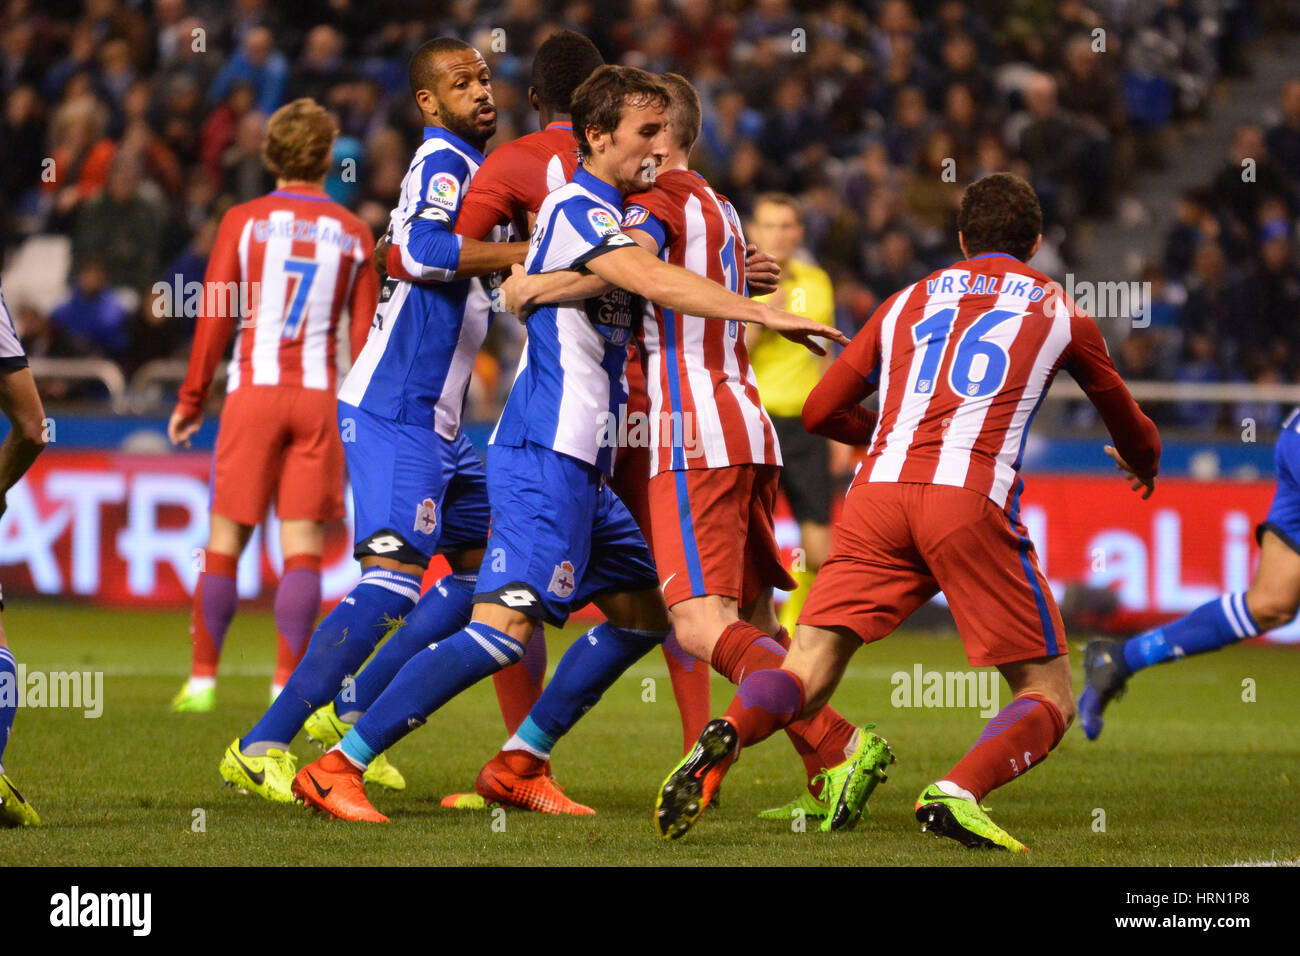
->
xmin=0 ymin=0 xmax=1297 ymax=425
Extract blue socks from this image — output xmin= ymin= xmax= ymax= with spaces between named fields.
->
xmin=241 ymin=567 xmax=422 ymax=751
xmin=1123 ymin=593 xmax=1260 ymax=673
xmin=333 ymin=572 xmax=475 ymax=720
xmin=0 ymin=646 xmax=15 ymax=769
xmin=507 ymin=623 xmax=668 ymax=758
xmin=342 ymin=622 xmax=525 ymax=764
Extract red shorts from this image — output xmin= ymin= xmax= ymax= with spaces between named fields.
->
xmin=646 ymin=464 xmax=797 ymax=609
xmin=800 ymin=481 xmax=1066 ymax=667
xmin=211 ymin=385 xmax=345 ymax=526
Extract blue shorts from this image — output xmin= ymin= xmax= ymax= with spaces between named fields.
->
xmin=475 ymin=441 xmax=659 ymax=625
xmin=341 ymin=402 xmax=490 ymax=567
xmin=1259 ymin=414 xmax=1300 ymax=555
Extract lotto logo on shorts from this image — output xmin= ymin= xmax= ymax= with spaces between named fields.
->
xmin=414 ymin=497 xmax=437 ymax=535
xmin=548 ymin=560 xmax=577 ymax=598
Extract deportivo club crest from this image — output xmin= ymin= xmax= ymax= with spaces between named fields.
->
xmin=548 ymin=560 xmax=576 ymax=598
xmin=414 ymin=497 xmax=437 ymax=534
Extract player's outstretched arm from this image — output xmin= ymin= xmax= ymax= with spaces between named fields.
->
xmin=452 ymin=237 xmax=529 ymax=279
xmin=584 ymin=245 xmax=847 ymax=354
xmin=0 ymin=367 xmax=47 ymax=518
xmin=501 ymin=264 xmax=610 ymax=318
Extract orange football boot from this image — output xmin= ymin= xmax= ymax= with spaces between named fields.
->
xmin=474 ymin=750 xmax=594 ymax=815
xmin=292 ymin=750 xmax=390 ymax=822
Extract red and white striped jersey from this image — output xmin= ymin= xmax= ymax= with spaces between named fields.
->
xmin=841 ymin=252 xmax=1154 ymax=512
xmin=454 ymin=121 xmax=579 ymax=241
xmin=623 ymin=169 xmax=779 ymax=475
xmin=177 ymin=185 xmax=377 ymax=417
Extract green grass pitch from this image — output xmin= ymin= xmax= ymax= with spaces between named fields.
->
xmin=1 ymin=600 xmax=1297 ymax=866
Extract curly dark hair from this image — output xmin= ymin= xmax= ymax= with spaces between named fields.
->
xmin=957 ymin=172 xmax=1042 ymax=261
xmin=531 ymin=30 xmax=605 ymax=116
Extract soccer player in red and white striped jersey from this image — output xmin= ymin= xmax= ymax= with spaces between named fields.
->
xmin=169 ymin=98 xmax=377 ymax=711
xmin=657 ymin=173 xmax=1161 ymax=846
xmin=623 ymin=75 xmax=865 ymax=818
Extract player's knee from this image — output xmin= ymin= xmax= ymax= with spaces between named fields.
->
xmin=1244 ymin=590 xmax=1298 ymax=633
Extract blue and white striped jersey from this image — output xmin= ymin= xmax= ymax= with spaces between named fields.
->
xmin=491 ymin=166 xmax=641 ymax=475
xmin=0 ymin=279 xmax=29 ymax=371
xmin=338 ymin=126 xmax=505 ymax=439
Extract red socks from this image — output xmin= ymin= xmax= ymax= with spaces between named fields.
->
xmin=724 ymin=668 xmax=806 ymax=747
xmin=710 ymin=622 xmax=858 ymax=786
xmin=273 ymin=553 xmax=322 ymax=688
xmin=662 ymin=632 xmax=711 ymax=754
xmin=189 ymin=551 xmax=239 ymax=678
xmin=943 ymin=693 xmax=1067 ymax=801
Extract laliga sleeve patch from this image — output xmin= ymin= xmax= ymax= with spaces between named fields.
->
xmin=587 ymin=207 xmax=621 ymax=236
xmin=426 ymin=170 xmax=461 ymax=210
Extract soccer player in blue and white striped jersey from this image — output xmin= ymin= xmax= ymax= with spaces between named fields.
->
xmin=218 ymin=38 xmax=528 ymax=804
xmin=292 ymin=65 xmax=842 ymax=822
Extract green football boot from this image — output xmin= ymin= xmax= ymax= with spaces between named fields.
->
xmin=915 ymin=783 xmax=1028 ymax=852
xmin=819 ymin=726 xmax=895 ymax=833
xmin=757 ymin=773 xmax=830 ymax=821
xmin=171 ymin=681 xmax=215 ymax=713
xmin=655 ymin=718 xmax=739 ymax=840
xmin=0 ymin=772 xmax=40 ymax=827
xmin=219 ymin=738 xmax=298 ymax=804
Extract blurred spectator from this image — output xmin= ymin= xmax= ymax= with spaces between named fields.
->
xmin=48 ymin=258 xmax=131 ymax=360
xmin=209 ymin=26 xmax=288 ymax=116
xmin=72 ymin=157 xmax=161 ymax=298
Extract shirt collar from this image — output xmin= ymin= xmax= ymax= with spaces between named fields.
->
xmin=545 ymin=120 xmax=573 ymax=131
xmin=422 ymin=125 xmax=485 ymax=164
xmin=966 ymin=252 xmax=1023 ymax=263
xmin=574 ymin=165 xmax=624 ymax=207
xmin=270 ymin=184 xmax=330 ymax=201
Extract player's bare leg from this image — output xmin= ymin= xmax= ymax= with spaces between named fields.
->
xmin=917 ymin=654 xmax=1072 ymax=853
xmin=173 ymin=515 xmax=253 ymax=712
